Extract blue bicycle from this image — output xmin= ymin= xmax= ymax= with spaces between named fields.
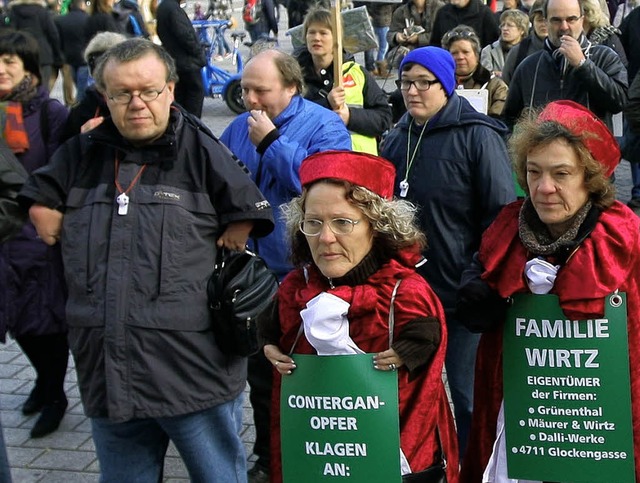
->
xmin=192 ymin=19 xmax=247 ymax=114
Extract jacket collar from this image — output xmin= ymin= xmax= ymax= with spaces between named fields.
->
xmin=87 ymin=106 xmax=182 ymax=169
xmin=397 ymin=92 xmax=509 ymax=136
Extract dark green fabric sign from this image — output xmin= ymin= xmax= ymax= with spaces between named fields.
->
xmin=503 ymin=293 xmax=635 ymax=482
xmin=280 ymin=354 xmax=401 ymax=482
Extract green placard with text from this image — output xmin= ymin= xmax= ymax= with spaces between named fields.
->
xmin=280 ymin=354 xmax=401 ymax=482
xmin=503 ymin=293 xmax=635 ymax=482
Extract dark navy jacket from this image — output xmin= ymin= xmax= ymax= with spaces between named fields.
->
xmin=381 ymin=93 xmax=515 ymax=315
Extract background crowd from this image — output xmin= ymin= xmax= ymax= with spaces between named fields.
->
xmin=0 ymin=0 xmax=638 ymax=481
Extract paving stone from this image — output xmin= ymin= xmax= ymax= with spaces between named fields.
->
xmin=30 ymin=449 xmax=96 ymax=471
xmin=4 ymin=427 xmax=31 ymax=446
xmin=162 ymin=456 xmax=189 ymax=479
xmin=10 ymin=467 xmax=48 ymax=482
xmin=6 ymin=446 xmax=45 ymax=466
xmin=35 ymin=470 xmax=100 ymax=483
xmin=22 ymin=430 xmax=94 ymax=451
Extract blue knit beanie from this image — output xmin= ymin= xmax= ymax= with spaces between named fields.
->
xmin=399 ymin=47 xmax=456 ymax=96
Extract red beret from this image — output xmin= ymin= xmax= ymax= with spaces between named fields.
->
xmin=538 ymin=100 xmax=620 ymax=177
xmin=299 ymin=150 xmax=396 ymax=199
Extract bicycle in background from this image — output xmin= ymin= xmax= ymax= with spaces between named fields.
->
xmin=192 ymin=19 xmax=246 ymax=114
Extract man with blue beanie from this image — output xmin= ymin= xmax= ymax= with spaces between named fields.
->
xmin=381 ymin=46 xmax=516 ymax=460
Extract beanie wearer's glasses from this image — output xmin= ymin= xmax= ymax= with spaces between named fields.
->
xmin=395 ymin=79 xmax=439 ymax=91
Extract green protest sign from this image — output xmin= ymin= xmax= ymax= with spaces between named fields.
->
xmin=503 ymin=292 xmax=635 ymax=482
xmin=280 ymin=354 xmax=401 ymax=482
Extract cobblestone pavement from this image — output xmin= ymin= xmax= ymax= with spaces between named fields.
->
xmin=1 ymin=2 xmax=636 ymax=480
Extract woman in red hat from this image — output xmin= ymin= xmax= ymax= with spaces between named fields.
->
xmin=458 ymin=100 xmax=640 ymax=482
xmin=259 ymin=150 xmax=459 ymax=482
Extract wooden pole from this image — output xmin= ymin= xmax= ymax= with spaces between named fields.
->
xmin=331 ymin=1 xmax=343 ymax=88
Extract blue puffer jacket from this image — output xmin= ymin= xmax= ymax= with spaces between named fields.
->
xmin=380 ymin=93 xmax=515 ymax=314
xmin=0 ymin=86 xmax=69 ymax=341
xmin=220 ymin=95 xmax=351 ymax=279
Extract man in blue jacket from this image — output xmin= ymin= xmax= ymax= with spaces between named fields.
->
xmin=221 ymin=48 xmax=351 ymax=483
xmin=381 ymin=46 xmax=515 ymax=459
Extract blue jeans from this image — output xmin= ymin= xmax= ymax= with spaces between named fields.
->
xmin=91 ymin=393 xmax=247 ymax=483
xmin=73 ymin=66 xmax=90 ymax=103
xmin=374 ymin=26 xmax=389 ymax=61
xmin=364 ymin=26 xmax=390 ymax=70
xmin=631 ymin=161 xmax=640 ymax=199
xmin=445 ymin=317 xmax=480 ymax=460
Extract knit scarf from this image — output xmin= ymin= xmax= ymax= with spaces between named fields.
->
xmin=518 ymin=197 xmax=593 ymax=258
xmin=0 ymin=74 xmax=38 ymax=154
xmin=544 ymin=34 xmax=592 ymax=77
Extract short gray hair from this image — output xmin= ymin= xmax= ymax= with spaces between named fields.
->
xmin=84 ymin=31 xmax=128 ymax=74
xmin=93 ymin=39 xmax=178 ymax=93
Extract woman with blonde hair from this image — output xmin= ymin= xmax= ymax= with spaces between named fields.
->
xmin=481 ymin=9 xmax=529 ymax=77
xmin=582 ymin=0 xmax=628 ymax=66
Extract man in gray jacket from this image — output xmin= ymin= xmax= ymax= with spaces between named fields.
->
xmin=19 ymin=39 xmax=274 ymax=482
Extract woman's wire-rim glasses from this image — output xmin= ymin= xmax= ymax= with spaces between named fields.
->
xmin=299 ymin=218 xmax=361 ymax=236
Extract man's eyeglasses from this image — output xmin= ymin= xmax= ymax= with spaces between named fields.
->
xmin=548 ymin=15 xmax=582 ymax=25
xmin=108 ymin=83 xmax=168 ymax=105
xmin=299 ymin=218 xmax=361 ymax=236
xmin=395 ymin=78 xmax=439 ymax=91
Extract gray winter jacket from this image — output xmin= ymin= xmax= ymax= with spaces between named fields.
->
xmin=19 ymin=109 xmax=274 ymax=421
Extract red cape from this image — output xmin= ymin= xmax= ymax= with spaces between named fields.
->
xmin=272 ymin=250 xmax=459 ymax=483
xmin=461 ymin=200 xmax=640 ymax=482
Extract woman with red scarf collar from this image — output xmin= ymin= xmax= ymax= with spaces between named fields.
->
xmin=259 ymin=150 xmax=459 ymax=482
xmin=457 ymin=100 xmax=640 ymax=482
xmin=0 ymin=29 xmax=69 ymax=439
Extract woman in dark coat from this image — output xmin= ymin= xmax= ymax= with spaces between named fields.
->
xmin=0 ymin=30 xmax=69 ymax=438
xmin=84 ymin=0 xmax=126 ymax=45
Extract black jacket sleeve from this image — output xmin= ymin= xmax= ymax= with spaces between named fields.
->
xmin=625 ymin=72 xmax=640 ymax=132
xmin=0 ymin=140 xmax=28 ymax=243
xmin=346 ymin=67 xmax=392 ymax=137
xmin=456 ymin=252 xmax=510 ymax=333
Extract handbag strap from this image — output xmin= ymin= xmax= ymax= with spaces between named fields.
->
xmin=390 ymin=277 xmax=447 ymax=473
xmin=388 ymin=279 xmax=402 ymax=347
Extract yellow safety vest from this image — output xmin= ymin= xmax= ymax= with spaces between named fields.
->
xmin=341 ymin=61 xmax=378 ymax=155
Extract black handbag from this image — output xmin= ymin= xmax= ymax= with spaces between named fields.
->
xmin=207 ymin=249 xmax=279 ymax=356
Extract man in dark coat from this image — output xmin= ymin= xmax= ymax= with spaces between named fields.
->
xmin=503 ymin=0 xmax=628 ymax=130
xmin=429 ymin=0 xmax=500 ymax=48
xmin=156 ymin=0 xmax=207 ymax=117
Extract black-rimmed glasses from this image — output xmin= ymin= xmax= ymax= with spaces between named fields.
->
xmin=108 ymin=83 xmax=168 ymax=105
xmin=299 ymin=218 xmax=361 ymax=236
xmin=395 ymin=79 xmax=439 ymax=91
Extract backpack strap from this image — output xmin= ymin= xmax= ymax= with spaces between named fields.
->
xmin=128 ymin=14 xmax=143 ymax=37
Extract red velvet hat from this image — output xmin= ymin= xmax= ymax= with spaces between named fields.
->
xmin=538 ymin=100 xmax=620 ymax=177
xmin=299 ymin=150 xmax=396 ymax=199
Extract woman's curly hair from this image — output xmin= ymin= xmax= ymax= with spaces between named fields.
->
xmin=510 ymin=109 xmax=615 ymax=209
xmin=282 ymin=179 xmax=427 ymax=267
